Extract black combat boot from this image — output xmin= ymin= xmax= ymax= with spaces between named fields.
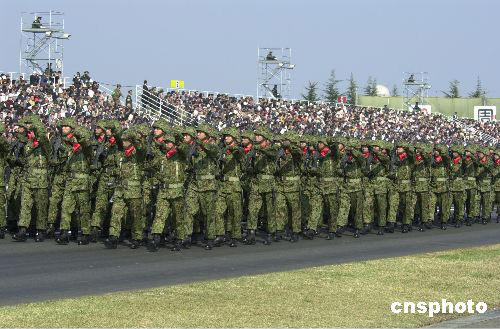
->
xmin=35 ymin=230 xmax=45 ymax=242
xmin=474 ymin=217 xmax=480 ymax=224
xmin=129 ymin=239 xmax=140 ymax=249
xmin=335 ymin=226 xmax=344 ymax=237
xmin=401 ymin=224 xmax=409 ymax=233
xmin=385 ymin=222 xmax=395 ymax=233
xmin=481 ymin=217 xmax=488 ymax=225
xmin=204 ymin=239 xmax=214 ymax=250
xmin=418 ymin=223 xmax=425 ymax=232
xmin=148 ymin=234 xmax=161 ymax=252
xmin=213 ymin=236 xmax=224 ymax=247
xmin=465 ymin=217 xmax=472 ymax=226
xmin=90 ymin=226 xmax=100 ymax=243
xmin=455 ymin=220 xmax=462 ymax=228
xmin=303 ymin=229 xmax=315 ymax=240
xmin=377 ymin=226 xmax=385 ymax=235
xmin=273 ymin=231 xmax=282 ymax=242
xmin=0 ymin=226 xmax=7 ymax=239
xmin=181 ymin=236 xmax=192 ymax=249
xmin=361 ymin=223 xmax=371 ymax=235
xmin=290 ymin=233 xmax=299 ymax=243
xmin=353 ymin=229 xmax=360 ymax=238
xmin=440 ymin=222 xmax=447 ymax=230
xmin=46 ymin=224 xmax=55 ymax=239
xmin=244 ymin=230 xmax=256 ymax=245
xmin=171 ymin=239 xmax=182 ymax=251
xmin=56 ymin=230 xmax=70 ymax=245
xmin=326 ymin=232 xmax=335 ymax=240
xmin=425 ymin=221 xmax=433 ymax=229
xmin=263 ymin=234 xmax=272 ymax=245
xmin=12 ymin=227 xmax=28 ymax=242
xmin=104 ymin=235 xmax=118 ymax=249
xmin=78 ymin=234 xmax=89 ymax=245
xmin=229 ymin=239 xmax=238 ymax=247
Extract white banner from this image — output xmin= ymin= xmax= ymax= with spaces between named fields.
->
xmin=474 ymin=106 xmax=496 ymax=122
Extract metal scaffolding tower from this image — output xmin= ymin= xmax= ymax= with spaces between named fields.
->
xmin=402 ymin=72 xmax=431 ymax=109
xmin=20 ymin=11 xmax=70 ymax=76
xmin=257 ymin=48 xmax=294 ymax=99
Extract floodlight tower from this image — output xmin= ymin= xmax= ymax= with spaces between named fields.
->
xmin=402 ymin=72 xmax=431 ymax=109
xmin=20 ymin=11 xmax=70 ymax=76
xmin=257 ymin=48 xmax=294 ymax=99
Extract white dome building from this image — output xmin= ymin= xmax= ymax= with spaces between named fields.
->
xmin=376 ymin=84 xmax=390 ymax=97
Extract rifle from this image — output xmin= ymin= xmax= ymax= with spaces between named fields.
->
xmin=93 ymin=136 xmax=108 ymax=168
xmin=146 ymin=132 xmax=154 ymax=160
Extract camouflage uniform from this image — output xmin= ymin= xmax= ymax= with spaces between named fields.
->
xmin=247 ymin=128 xmax=277 ymax=245
xmin=91 ymin=120 xmax=122 ymax=236
xmin=363 ymin=140 xmax=390 ymax=234
xmin=105 ymin=130 xmax=145 ymax=249
xmin=275 ymin=133 xmax=303 ymax=242
xmin=429 ymin=145 xmax=450 ymax=229
xmin=340 ymin=139 xmax=364 ymax=237
xmin=13 ymin=115 xmax=51 ymax=242
xmin=184 ymin=124 xmax=221 ymax=250
xmin=492 ymin=149 xmax=500 ymax=223
xmin=301 ymin=136 xmax=323 ymax=238
xmin=214 ymin=128 xmax=244 ymax=246
xmin=411 ymin=144 xmax=432 ymax=230
xmin=47 ymin=120 xmax=72 ymax=234
xmin=0 ymin=124 xmax=9 ymax=238
xmin=149 ymin=134 xmax=189 ymax=251
xmin=475 ymin=147 xmax=493 ymax=224
xmin=462 ymin=145 xmax=479 ymax=223
xmin=6 ymin=132 xmax=25 ymax=231
xmin=310 ymin=137 xmax=349 ymax=239
xmin=56 ymin=120 xmax=93 ymax=245
xmin=449 ymin=145 xmax=466 ymax=227
xmin=387 ymin=142 xmax=414 ymax=233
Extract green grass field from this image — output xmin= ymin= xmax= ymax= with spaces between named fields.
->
xmin=1 ymin=244 xmax=499 ymax=328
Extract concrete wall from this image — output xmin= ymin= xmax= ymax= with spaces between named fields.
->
xmin=357 ymin=96 xmax=500 ymax=118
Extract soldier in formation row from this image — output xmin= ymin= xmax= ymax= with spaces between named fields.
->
xmin=1 ymin=115 xmax=499 ymax=250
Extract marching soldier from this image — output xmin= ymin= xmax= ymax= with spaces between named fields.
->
xmin=247 ymin=128 xmax=277 ymax=245
xmin=300 ymin=136 xmax=322 ymax=239
xmin=412 ymin=144 xmax=432 ymax=231
xmin=463 ymin=145 xmax=479 ymax=225
xmin=388 ymin=142 xmax=414 ymax=233
xmin=0 ymin=123 xmax=9 ymax=239
xmin=56 ymin=119 xmax=92 ymax=245
xmin=429 ymin=144 xmax=450 ymax=230
xmin=214 ymin=128 xmax=244 ymax=247
xmin=476 ymin=147 xmax=493 ymax=224
xmin=149 ymin=133 xmax=189 ymax=251
xmin=12 ymin=115 xmax=51 ymax=242
xmin=105 ymin=130 xmax=145 ymax=249
xmin=340 ymin=139 xmax=364 ymax=238
xmin=275 ymin=133 xmax=303 ymax=242
xmin=449 ymin=145 xmax=466 ymax=227
xmin=91 ymin=120 xmax=122 ymax=240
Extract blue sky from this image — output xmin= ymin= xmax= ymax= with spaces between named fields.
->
xmin=1 ymin=0 xmax=498 ymax=98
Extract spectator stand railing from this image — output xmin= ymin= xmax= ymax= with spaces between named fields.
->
xmin=451 ymin=117 xmax=498 ymax=146
xmin=135 ymin=84 xmax=199 ymax=126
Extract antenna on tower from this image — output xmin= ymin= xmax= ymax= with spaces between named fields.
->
xmin=257 ymin=48 xmax=294 ymax=100
xmin=20 ymin=10 xmax=70 ymax=77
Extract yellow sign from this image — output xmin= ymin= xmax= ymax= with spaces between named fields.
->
xmin=170 ymin=80 xmax=185 ymax=89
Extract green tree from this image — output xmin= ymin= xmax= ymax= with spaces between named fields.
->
xmin=346 ymin=73 xmax=357 ymax=104
xmin=323 ymin=69 xmax=342 ymax=103
xmin=364 ymin=76 xmax=378 ymax=96
xmin=442 ymin=79 xmax=460 ymax=98
xmin=391 ymin=84 xmax=399 ymax=97
xmin=302 ymin=81 xmax=319 ymax=102
xmin=469 ymin=76 xmax=485 ymax=98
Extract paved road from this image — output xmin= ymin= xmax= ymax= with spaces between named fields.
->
xmin=0 ymin=222 xmax=499 ymax=306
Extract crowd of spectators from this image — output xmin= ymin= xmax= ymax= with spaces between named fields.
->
xmin=0 ymin=71 xmax=146 ymax=142
xmin=1 ymin=70 xmax=499 ymax=146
